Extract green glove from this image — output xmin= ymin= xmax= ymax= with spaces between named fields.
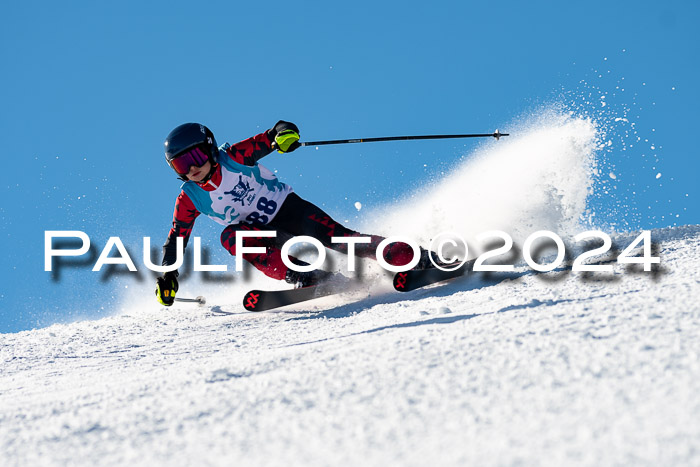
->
xmin=155 ymin=271 xmax=179 ymax=306
xmin=274 ymin=129 xmax=301 ymax=153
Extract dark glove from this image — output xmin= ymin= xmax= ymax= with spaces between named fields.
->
xmin=269 ymin=120 xmax=301 ymax=153
xmin=155 ymin=271 xmax=179 ymax=306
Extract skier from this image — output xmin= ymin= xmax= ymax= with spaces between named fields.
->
xmin=155 ymin=121 xmax=436 ymax=306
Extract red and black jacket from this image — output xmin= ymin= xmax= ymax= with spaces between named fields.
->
xmin=161 ymin=124 xmax=290 ymax=270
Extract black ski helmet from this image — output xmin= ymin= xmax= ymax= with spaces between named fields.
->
xmin=164 ymin=123 xmax=219 ymax=180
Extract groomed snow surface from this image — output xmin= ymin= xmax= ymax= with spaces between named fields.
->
xmin=2 ymin=225 xmax=699 ymax=466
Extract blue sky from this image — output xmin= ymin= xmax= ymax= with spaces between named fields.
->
xmin=1 ymin=0 xmax=698 ymax=332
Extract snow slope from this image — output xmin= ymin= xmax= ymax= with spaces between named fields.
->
xmin=2 ymin=224 xmax=699 ymax=466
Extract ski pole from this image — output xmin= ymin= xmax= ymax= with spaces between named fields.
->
xmin=299 ymin=129 xmax=508 ymax=147
xmin=175 ymin=296 xmax=207 ymax=306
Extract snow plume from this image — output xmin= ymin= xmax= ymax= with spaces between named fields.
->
xmin=366 ymin=108 xmax=601 ymax=250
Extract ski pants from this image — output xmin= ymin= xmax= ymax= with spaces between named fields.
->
xmin=220 ymin=193 xmax=415 ymax=280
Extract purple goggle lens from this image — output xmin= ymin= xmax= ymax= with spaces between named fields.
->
xmin=171 ymin=146 xmax=209 ymax=175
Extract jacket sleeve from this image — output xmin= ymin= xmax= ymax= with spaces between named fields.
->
xmin=225 ymin=121 xmax=299 ymax=166
xmin=226 ymin=130 xmax=276 ymax=166
xmin=162 ymin=190 xmax=200 ymax=273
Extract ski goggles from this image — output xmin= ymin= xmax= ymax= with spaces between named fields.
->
xmin=170 ymin=146 xmax=209 ymax=175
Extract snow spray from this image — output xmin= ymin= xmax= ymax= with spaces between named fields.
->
xmin=366 ymin=109 xmax=601 ymax=253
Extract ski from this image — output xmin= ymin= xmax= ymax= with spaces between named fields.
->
xmin=242 ymin=279 xmax=351 ymax=312
xmin=393 ymin=260 xmax=474 ymax=292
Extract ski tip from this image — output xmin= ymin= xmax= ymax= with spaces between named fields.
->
xmin=243 ymin=290 xmax=263 ymax=312
xmin=393 ymin=272 xmax=410 ymax=292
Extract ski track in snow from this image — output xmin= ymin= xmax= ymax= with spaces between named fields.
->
xmin=2 ymin=225 xmax=700 ymax=466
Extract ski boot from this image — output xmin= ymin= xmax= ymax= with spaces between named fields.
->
xmin=414 ymin=248 xmax=460 ymax=270
xmin=285 ymin=268 xmax=333 ymax=288
xmin=285 ymin=268 xmax=353 ymax=289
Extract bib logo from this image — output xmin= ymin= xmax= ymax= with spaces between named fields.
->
xmin=225 ymin=175 xmax=255 ymax=205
